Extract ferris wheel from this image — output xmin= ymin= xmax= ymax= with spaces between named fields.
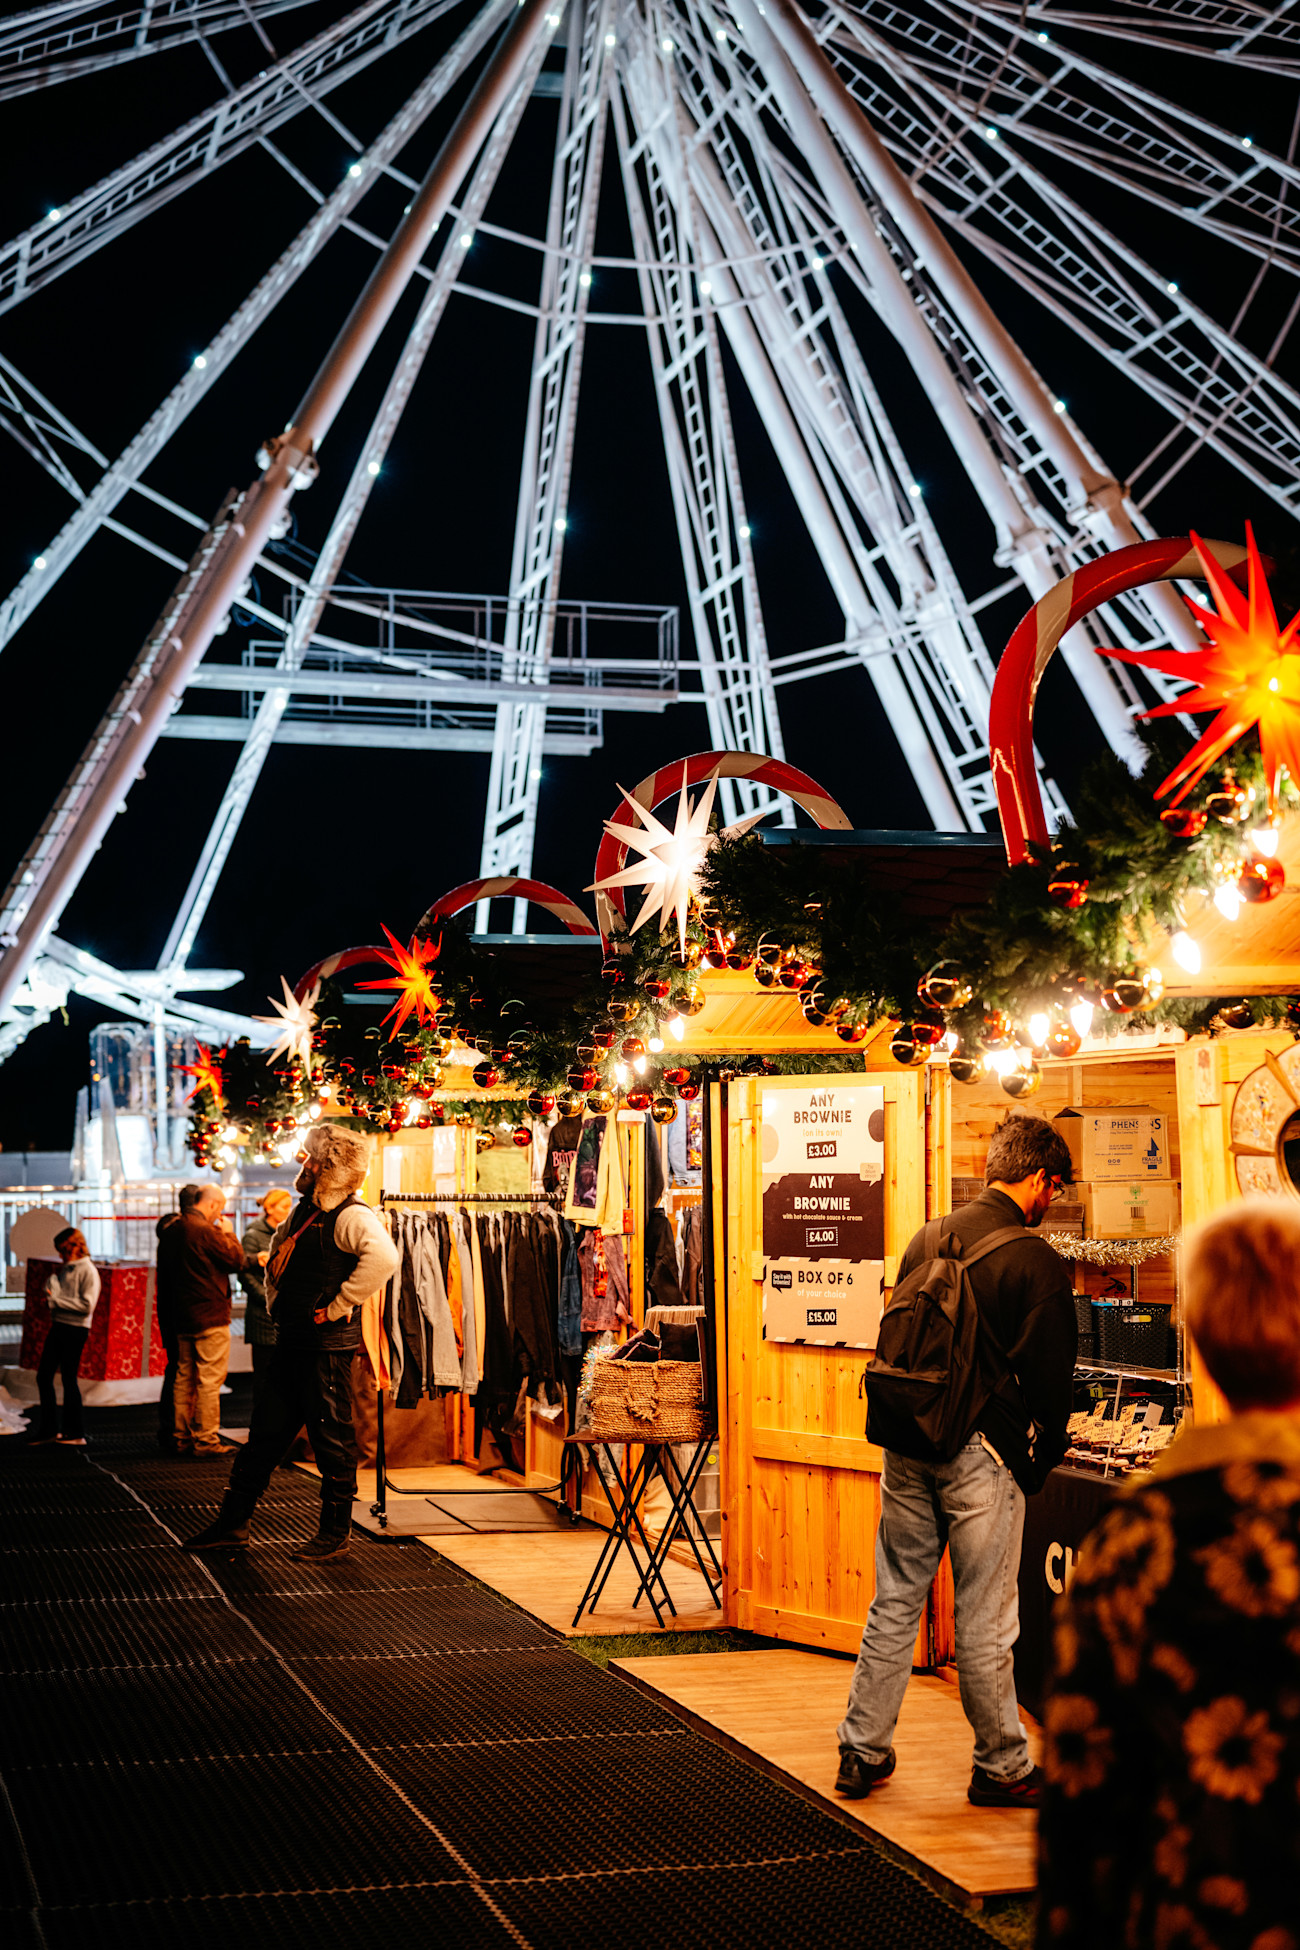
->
xmin=0 ymin=0 xmax=1295 ymax=1056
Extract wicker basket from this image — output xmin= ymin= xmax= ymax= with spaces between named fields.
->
xmin=589 ymin=1358 xmax=706 ymax=1442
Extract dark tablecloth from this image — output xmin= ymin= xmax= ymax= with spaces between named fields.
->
xmin=1015 ymin=1465 xmax=1119 ymax=1720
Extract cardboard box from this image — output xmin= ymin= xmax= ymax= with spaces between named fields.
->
xmin=1079 ymin=1179 xmax=1180 ymax=1239
xmin=1054 ymin=1107 xmax=1170 ymax=1181
xmin=20 ymin=1257 xmax=166 ymax=1380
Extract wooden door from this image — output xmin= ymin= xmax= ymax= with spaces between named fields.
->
xmin=721 ymin=1069 xmax=929 ymax=1651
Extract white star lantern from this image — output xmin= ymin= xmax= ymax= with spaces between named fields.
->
xmin=587 ymin=768 xmax=765 ymax=954
xmin=253 ymin=977 xmax=320 ymax=1069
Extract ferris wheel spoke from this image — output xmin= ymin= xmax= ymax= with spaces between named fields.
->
xmin=0 ymin=0 xmax=512 ymax=658
xmin=0 ymin=0 xmax=467 ymax=315
xmin=976 ymin=0 xmax=1300 ymax=72
xmin=481 ymin=0 xmax=619 ymax=916
xmin=0 ymin=0 xmax=320 ymax=99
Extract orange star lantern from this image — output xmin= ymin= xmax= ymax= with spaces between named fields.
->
xmin=180 ymin=1043 xmax=226 ymax=1105
xmin=1102 ymin=525 xmax=1300 ymax=814
xmin=356 ymin=926 xmax=442 ymax=1038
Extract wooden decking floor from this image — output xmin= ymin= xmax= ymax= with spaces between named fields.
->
xmin=611 ymin=1649 xmax=1039 ymax=1903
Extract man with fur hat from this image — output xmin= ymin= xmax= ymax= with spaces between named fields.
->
xmin=183 ymin=1124 xmax=398 ymax=1560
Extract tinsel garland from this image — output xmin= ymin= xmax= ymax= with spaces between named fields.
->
xmin=1045 ymin=1233 xmax=1180 ymax=1266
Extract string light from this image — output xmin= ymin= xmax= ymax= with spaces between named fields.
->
xmin=1170 ymin=930 xmax=1202 ymax=973
xmin=668 ymin=1015 xmax=685 ymax=1040
xmin=1027 ymin=1012 xmax=1050 ymax=1046
xmin=1069 ymin=999 xmax=1094 ymax=1038
xmin=1213 ymin=882 xmax=1243 ymax=920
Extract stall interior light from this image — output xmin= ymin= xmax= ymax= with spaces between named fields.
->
xmin=1170 ymin=930 xmax=1202 ymax=973
xmin=1027 ymin=1012 xmax=1050 ymax=1047
xmin=1069 ymin=999 xmax=1094 ymax=1039
xmin=1213 ymin=881 xmax=1243 ymax=920
xmin=984 ymin=1048 xmax=1018 ymax=1077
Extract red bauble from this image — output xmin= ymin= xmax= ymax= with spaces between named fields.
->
xmin=662 ymin=1067 xmax=692 ymax=1087
xmin=589 ymin=1029 xmax=616 ymax=1051
xmin=1047 ymin=871 xmax=1089 ymax=909
xmin=642 ymin=977 xmax=671 ymax=1000
xmin=675 ymin=1080 xmax=701 ymax=1101
xmin=601 ymin=961 xmax=626 ymax=987
xmin=416 ymin=1115 xmax=432 ymax=1130
xmin=472 ymin=1060 xmax=501 ymax=1089
xmin=910 ymin=1011 xmax=947 ymax=1048
xmin=566 ymin=1065 xmax=597 ymax=1092
xmin=620 ymin=1035 xmax=646 ymax=1060
xmin=836 ymin=1021 xmax=869 ymax=1044
xmin=1239 ymin=853 xmax=1286 ymax=903
xmin=625 ymin=1089 xmax=653 ymax=1112
xmin=526 ymin=1088 xmax=557 ymax=1117
xmin=511 ymin=1125 xmax=533 ymax=1149
xmin=981 ymin=1010 xmax=1014 ymax=1050
xmin=754 ymin=963 xmax=778 ymax=989
xmin=724 ymin=950 xmax=753 ymax=971
xmin=778 ymin=960 xmax=808 ymax=990
xmin=1045 ymin=1022 xmax=1081 ymax=1060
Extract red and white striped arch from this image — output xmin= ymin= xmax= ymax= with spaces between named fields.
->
xmin=989 ymin=537 xmax=1250 ymax=865
xmin=293 ymin=945 xmax=389 ymax=1003
xmin=591 ymin=752 xmax=851 ymax=945
xmin=417 ymin=877 xmax=597 ymax=936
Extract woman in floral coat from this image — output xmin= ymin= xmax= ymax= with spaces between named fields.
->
xmin=1038 ymin=1196 xmax=1300 ymax=1950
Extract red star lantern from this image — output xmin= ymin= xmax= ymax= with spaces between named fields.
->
xmin=356 ymin=926 xmax=442 ymax=1038
xmin=180 ymin=1043 xmax=226 ymax=1106
xmin=1102 ymin=525 xmax=1300 ymax=814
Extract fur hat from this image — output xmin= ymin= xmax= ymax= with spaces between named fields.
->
xmin=301 ymin=1123 xmax=374 ymax=1210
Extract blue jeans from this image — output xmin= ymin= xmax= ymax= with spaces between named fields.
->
xmin=837 ymin=1438 xmax=1031 ymax=1783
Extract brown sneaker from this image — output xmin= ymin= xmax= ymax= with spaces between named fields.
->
xmin=968 ymin=1763 xmax=1043 ymax=1808
xmin=290 ymin=1531 xmax=352 ymax=1562
xmin=834 ymin=1747 xmax=897 ymax=1798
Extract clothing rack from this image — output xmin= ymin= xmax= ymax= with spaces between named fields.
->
xmin=370 ymin=1189 xmax=568 ymax=1528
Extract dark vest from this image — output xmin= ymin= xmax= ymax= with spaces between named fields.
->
xmin=272 ymin=1195 xmax=362 ymax=1349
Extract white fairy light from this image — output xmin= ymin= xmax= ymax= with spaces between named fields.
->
xmin=615 ymin=1062 xmax=629 ymax=1085
xmin=984 ymin=1049 xmax=1018 ymax=1077
xmin=1170 ymin=931 xmax=1202 ymax=973
xmin=668 ymin=1015 xmax=685 ymax=1040
xmin=1027 ymin=1012 xmax=1050 ymax=1047
xmin=1069 ymin=999 xmax=1094 ymax=1039
xmin=634 ymin=1056 xmax=648 ymax=1076
xmin=1248 ymin=822 xmax=1280 ymax=857
xmin=1213 ymin=882 xmax=1243 ymax=920
xmin=648 ymin=1035 xmax=664 ymax=1052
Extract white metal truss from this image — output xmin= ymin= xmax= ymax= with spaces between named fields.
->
xmin=158 ymin=19 xmax=553 ymax=973
xmin=0 ymin=0 xmax=319 ymax=97
xmin=612 ymin=9 xmax=793 ymax=834
xmin=0 ymin=0 xmax=1296 ymax=1051
xmin=479 ymin=0 xmax=616 ymax=922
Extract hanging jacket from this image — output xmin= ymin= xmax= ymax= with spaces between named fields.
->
xmin=645 ymin=1208 xmax=685 ymax=1313
xmin=556 ymin=1217 xmax=583 ymax=1358
xmin=505 ymin=1213 xmax=560 ymax=1403
xmin=455 ymin=1213 xmax=480 ymax=1395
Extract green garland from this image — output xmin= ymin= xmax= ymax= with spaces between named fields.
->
xmin=189 ymin=732 xmax=1299 ymax=1167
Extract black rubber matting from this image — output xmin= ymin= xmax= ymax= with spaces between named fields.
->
xmin=426 ymin=1491 xmax=577 ymax=1533
xmin=0 ymin=1403 xmax=1001 ymax=1948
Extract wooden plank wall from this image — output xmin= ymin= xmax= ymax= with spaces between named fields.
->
xmin=723 ymin=1070 xmax=926 ymax=1654
xmin=948 ymin=1052 xmax=1182 ymax=1311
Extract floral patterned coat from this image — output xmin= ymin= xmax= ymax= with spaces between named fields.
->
xmin=1037 ymin=1412 xmax=1300 ymax=1950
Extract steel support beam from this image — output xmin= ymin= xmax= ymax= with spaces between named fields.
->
xmin=0 ymin=0 xmax=562 ymax=1012
xmin=479 ymin=0 xmax=614 ymax=927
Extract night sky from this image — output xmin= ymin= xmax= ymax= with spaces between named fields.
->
xmin=0 ymin=0 xmax=1290 ymax=1150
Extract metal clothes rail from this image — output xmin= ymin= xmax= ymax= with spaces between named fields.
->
xmin=370 ymin=1189 xmax=568 ymax=1528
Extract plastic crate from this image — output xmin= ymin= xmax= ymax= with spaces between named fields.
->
xmin=1076 ymin=1329 xmax=1096 ymax=1361
xmin=1072 ymin=1291 xmax=1094 ymax=1334
xmin=1093 ymin=1301 xmax=1173 ymax=1367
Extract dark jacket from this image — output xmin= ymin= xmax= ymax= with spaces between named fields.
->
xmin=1038 ymin=1412 xmax=1300 ymax=1949
xmin=896 ymin=1187 xmax=1075 ymax=1493
xmin=155 ymin=1211 xmax=245 ymax=1336
xmin=239 ymin=1214 xmax=277 ymax=1348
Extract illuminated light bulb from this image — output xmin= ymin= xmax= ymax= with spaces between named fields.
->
xmin=1027 ymin=1012 xmax=1050 ymax=1047
xmin=984 ymin=1049 xmax=1018 ymax=1077
xmin=278 ymin=1137 xmax=299 ymax=1161
xmin=939 ymin=1030 xmax=957 ymax=1054
xmin=634 ymin=1056 xmax=648 ymax=1076
xmin=33 ymin=556 xmax=46 ymax=571
xmin=811 ymin=255 xmax=824 ymax=271
xmin=309 ymin=1102 xmax=323 ymax=1119
xmin=717 ymin=28 xmax=727 ymax=41
xmin=1213 ymin=882 xmax=1243 ymax=920
xmin=554 ymin=515 xmax=567 ymax=532
xmin=669 ymin=1014 xmax=685 ymax=1040
xmin=222 ymin=1125 xmax=239 ymax=1142
xmin=1249 ymin=821 xmax=1281 ymax=856
xmin=47 ymin=208 xmax=61 ymax=222
xmin=662 ymin=35 xmax=674 ymax=49
xmin=367 ymin=460 xmax=380 ymax=476
xmin=1170 ymin=930 xmax=1202 ymax=973
xmin=1053 ymin=399 xmax=1066 ymax=414
xmin=459 ymin=232 xmax=473 ymax=249
xmin=579 ymin=271 xmax=592 ymax=287
xmin=1069 ymin=999 xmax=1094 ymax=1039
xmin=614 ymin=1062 xmax=629 ymax=1085
xmin=739 ymin=523 xmax=751 ymax=539
xmin=700 ymin=279 xmax=712 ymax=295
xmin=605 ymin=30 xmax=615 ymax=43
xmin=648 ymin=1035 xmax=664 ymax=1052
xmin=908 ymin=482 xmax=922 ymax=498
xmin=194 ymin=354 xmax=207 ymax=370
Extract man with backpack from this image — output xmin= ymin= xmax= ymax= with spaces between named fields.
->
xmin=836 ymin=1112 xmax=1076 ymax=1809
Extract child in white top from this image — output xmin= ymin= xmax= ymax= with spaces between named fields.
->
xmin=31 ymin=1228 xmax=101 ymax=1446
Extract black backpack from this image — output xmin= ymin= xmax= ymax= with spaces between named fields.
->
xmin=862 ymin=1221 xmax=1025 ymax=1463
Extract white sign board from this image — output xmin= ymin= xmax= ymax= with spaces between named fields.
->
xmin=761 ymin=1082 xmax=886 ymax=1348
